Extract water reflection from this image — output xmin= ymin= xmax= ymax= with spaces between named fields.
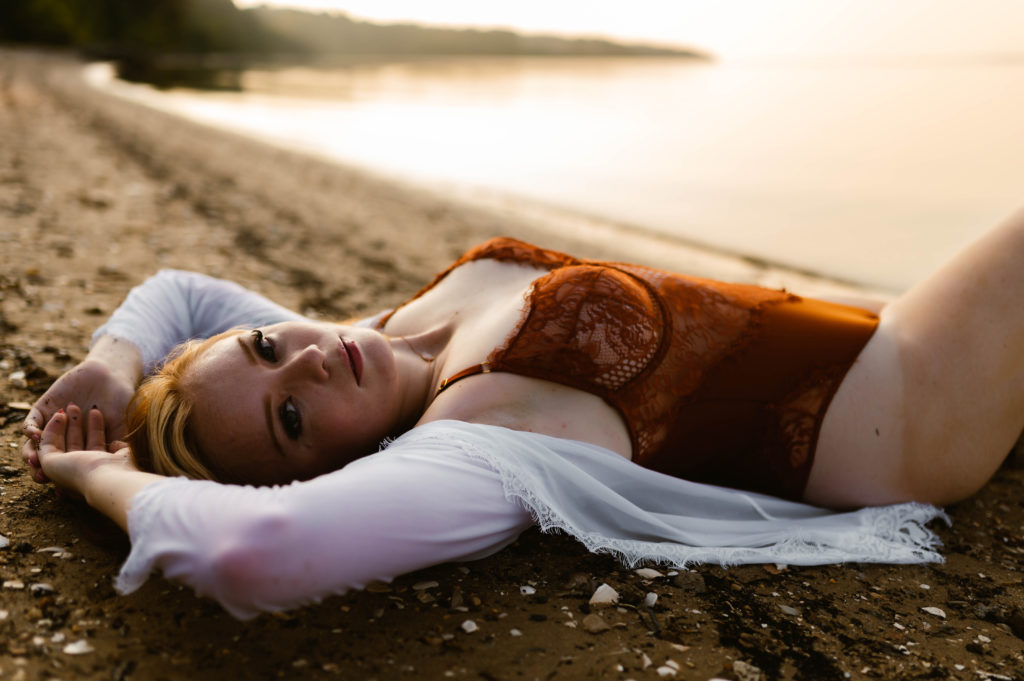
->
xmin=94 ymin=56 xmax=1024 ymax=290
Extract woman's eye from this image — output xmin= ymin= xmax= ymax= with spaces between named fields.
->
xmin=279 ymin=399 xmax=302 ymax=440
xmin=251 ymin=329 xmax=276 ymax=362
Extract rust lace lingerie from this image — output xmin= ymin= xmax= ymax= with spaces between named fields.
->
xmin=379 ymin=237 xmax=879 ymax=500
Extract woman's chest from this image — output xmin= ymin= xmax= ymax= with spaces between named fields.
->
xmin=383 ymin=258 xmax=655 ymax=459
xmin=383 ymin=258 xmax=545 ymax=373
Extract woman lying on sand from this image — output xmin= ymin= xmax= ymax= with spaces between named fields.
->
xmin=20 ymin=208 xmax=1024 ymax=618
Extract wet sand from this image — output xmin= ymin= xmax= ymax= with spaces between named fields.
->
xmin=1 ymin=48 xmax=1023 ymax=681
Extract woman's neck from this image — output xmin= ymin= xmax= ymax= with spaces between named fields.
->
xmin=389 ymin=320 xmax=456 ymax=429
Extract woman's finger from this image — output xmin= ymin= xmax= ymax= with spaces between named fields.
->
xmin=65 ymin=403 xmax=84 ymax=451
xmin=22 ymin=405 xmax=44 ymax=439
xmin=40 ymin=410 xmax=68 ymax=455
xmin=20 ymin=436 xmax=38 ymax=465
xmin=19 ymin=438 xmax=50 ymax=483
xmin=86 ymin=407 xmax=107 ymax=452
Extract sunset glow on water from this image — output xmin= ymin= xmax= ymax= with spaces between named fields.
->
xmin=90 ymin=55 xmax=1024 ymax=290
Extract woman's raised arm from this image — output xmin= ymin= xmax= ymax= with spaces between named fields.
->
xmin=22 ymin=270 xmax=306 ymax=479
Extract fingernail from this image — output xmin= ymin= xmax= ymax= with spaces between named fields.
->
xmin=57 ymin=409 xmax=64 ymax=415
xmin=32 ymin=433 xmax=40 ymax=442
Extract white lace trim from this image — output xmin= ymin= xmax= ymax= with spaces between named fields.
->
xmin=442 ymin=431 xmax=949 ymax=568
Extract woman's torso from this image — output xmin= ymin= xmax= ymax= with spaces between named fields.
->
xmin=377 ymin=237 xmax=879 ymax=499
xmin=379 ymin=242 xmax=635 ymax=459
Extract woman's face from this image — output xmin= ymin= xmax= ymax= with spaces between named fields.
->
xmin=183 ymin=321 xmax=401 ymax=485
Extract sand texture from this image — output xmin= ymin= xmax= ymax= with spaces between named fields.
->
xmin=1 ymin=48 xmax=1023 ymax=681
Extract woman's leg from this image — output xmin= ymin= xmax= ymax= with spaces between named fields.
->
xmin=805 ymin=205 xmax=1024 ymax=508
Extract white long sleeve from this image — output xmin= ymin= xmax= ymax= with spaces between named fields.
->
xmin=117 ymin=421 xmax=948 ymax=620
xmin=117 ymin=429 xmax=534 ymax=619
xmin=92 ymin=270 xmax=306 ymax=371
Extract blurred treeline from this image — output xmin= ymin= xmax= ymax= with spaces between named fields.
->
xmin=0 ymin=0 xmax=292 ymax=55
xmin=0 ymin=0 xmax=699 ymax=58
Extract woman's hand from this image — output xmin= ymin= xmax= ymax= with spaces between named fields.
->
xmin=36 ymin=405 xmax=135 ymax=498
xmin=38 ymin=403 xmax=163 ymax=533
xmin=22 ymin=336 xmax=142 ymax=483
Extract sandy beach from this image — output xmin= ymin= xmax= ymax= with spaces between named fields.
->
xmin=1 ymin=48 xmax=1023 ymax=681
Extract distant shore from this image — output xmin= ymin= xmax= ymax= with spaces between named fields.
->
xmin=81 ymin=52 xmax=888 ymax=304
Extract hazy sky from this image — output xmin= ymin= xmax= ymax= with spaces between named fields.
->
xmin=235 ymin=0 xmax=1024 ymax=59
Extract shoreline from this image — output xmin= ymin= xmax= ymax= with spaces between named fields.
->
xmin=82 ymin=58 xmax=894 ymax=302
xmin=2 ymin=47 xmax=1023 ymax=681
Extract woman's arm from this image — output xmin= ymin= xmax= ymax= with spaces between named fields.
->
xmin=22 ymin=270 xmax=306 ymax=478
xmin=91 ymin=269 xmax=305 ymax=371
xmin=39 ymin=409 xmax=532 ymax=620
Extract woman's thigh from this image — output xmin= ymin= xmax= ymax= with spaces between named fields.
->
xmin=804 ymin=315 xmax=911 ymax=508
xmin=806 ymin=208 xmax=1024 ymax=508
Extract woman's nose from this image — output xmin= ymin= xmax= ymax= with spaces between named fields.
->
xmin=288 ymin=344 xmax=329 ymax=380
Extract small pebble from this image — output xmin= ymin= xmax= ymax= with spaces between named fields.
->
xmin=63 ymin=640 xmax=94 ymax=655
xmin=921 ymin=606 xmax=946 ymax=619
xmin=733 ymin=660 xmax=764 ymax=681
xmin=643 ymin=592 xmax=658 ymax=608
xmin=3 ymin=580 xmax=25 ymax=590
xmin=509 ymin=629 xmax=522 ymax=637
xmin=581 ymin=614 xmax=610 ymax=634
xmin=778 ymin=604 xmax=800 ymax=617
xmin=655 ymin=665 xmax=676 ymax=678
xmin=519 ymin=585 xmax=536 ymax=595
xmin=460 ymin=620 xmax=478 ymax=634
xmin=588 ymin=583 xmax=620 ymax=607
xmin=634 ymin=568 xmax=663 ymax=579
xmin=9 ymin=371 xmax=28 ymax=389
xmin=30 ymin=583 xmax=55 ymax=596
xmin=412 ymin=580 xmax=438 ymax=591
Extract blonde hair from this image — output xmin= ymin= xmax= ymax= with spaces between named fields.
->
xmin=125 ymin=330 xmax=239 ymax=481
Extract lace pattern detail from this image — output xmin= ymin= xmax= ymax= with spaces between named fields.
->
xmin=386 ymin=238 xmax=879 ymax=499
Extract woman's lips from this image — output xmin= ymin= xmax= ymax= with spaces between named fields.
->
xmin=340 ymin=338 xmax=363 ymax=385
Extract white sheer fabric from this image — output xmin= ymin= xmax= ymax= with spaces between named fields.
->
xmin=95 ymin=270 xmax=949 ymax=620
xmin=116 ymin=420 xmax=947 ymax=619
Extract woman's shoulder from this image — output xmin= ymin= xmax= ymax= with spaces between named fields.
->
xmin=455 ymin=237 xmax=579 ymax=270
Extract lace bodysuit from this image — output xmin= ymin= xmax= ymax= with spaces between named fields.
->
xmin=380 ymin=238 xmax=879 ymax=500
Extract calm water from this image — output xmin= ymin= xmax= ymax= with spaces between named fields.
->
xmin=88 ymin=56 xmax=1024 ymax=290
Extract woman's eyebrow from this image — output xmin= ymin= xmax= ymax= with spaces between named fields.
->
xmin=236 ymin=334 xmax=257 ymax=365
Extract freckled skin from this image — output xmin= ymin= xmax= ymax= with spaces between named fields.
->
xmin=185 ymin=321 xmax=403 ymax=485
